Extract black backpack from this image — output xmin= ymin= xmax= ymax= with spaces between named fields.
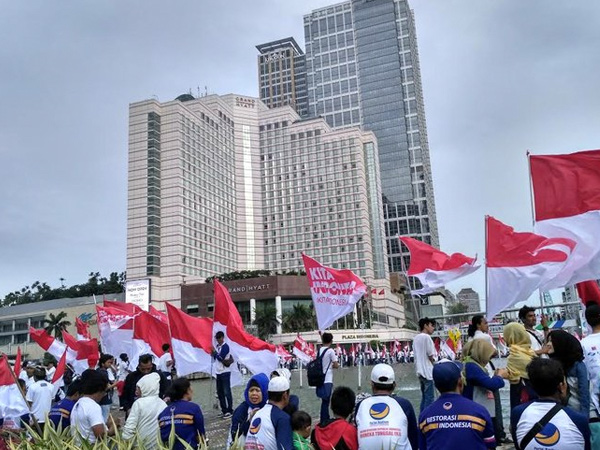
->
xmin=306 ymin=348 xmax=332 ymax=387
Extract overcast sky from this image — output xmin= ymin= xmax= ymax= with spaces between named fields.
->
xmin=1 ymin=1 xmax=599 ymax=304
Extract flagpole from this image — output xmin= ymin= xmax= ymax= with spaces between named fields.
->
xmin=357 ymin=348 xmax=362 ymax=392
xmin=299 ymin=360 xmax=303 ymax=388
xmin=485 ymin=216 xmax=489 ymax=318
xmin=526 ymin=151 xmax=547 ymax=317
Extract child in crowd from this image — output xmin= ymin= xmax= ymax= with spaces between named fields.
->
xmin=292 ymin=411 xmax=314 ymax=450
xmin=311 ymin=386 xmax=358 ymax=450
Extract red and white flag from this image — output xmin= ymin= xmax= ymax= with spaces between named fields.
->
xmin=76 ymin=317 xmax=91 ymax=341
xmin=302 ymin=253 xmax=367 ymax=330
xmin=576 ymin=281 xmax=600 ymax=306
xmin=96 ymin=305 xmax=135 ymax=361
xmin=149 ymin=305 xmax=169 ymax=324
xmin=399 ymin=237 xmax=479 ymax=294
xmin=276 ymin=345 xmax=293 ymax=362
xmin=441 ymin=339 xmax=456 ymax=360
xmin=486 ymin=216 xmax=576 ymax=319
xmin=103 ymin=300 xmax=142 ymax=315
xmin=29 ymin=327 xmax=76 ymax=363
xmin=292 ymin=335 xmax=313 ymax=364
xmin=0 ymin=355 xmax=28 ymax=419
xmin=131 ymin=311 xmax=171 ymax=363
xmin=51 ymin=351 xmax=67 ymax=396
xmin=213 ymin=280 xmax=278 ymax=376
xmin=166 ymin=303 xmax=213 ymax=377
xmin=531 ymin=150 xmax=600 ymax=288
xmin=62 ymin=331 xmax=100 ymax=374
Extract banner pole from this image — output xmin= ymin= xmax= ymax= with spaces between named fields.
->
xmin=357 ymin=350 xmax=362 ymax=392
xmin=299 ymin=359 xmax=303 ymax=388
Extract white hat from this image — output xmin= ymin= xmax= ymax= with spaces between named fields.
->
xmin=271 ymin=368 xmax=292 ymax=381
xmin=370 ymin=363 xmax=395 ymax=385
xmin=268 ymin=376 xmax=290 ymax=392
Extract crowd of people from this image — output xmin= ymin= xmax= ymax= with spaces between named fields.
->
xmin=3 ymin=302 xmax=600 ymax=450
xmin=412 ymin=303 xmax=600 ymax=449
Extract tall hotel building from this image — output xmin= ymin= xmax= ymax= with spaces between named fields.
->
xmin=257 ymin=0 xmax=438 ymax=281
xmin=127 ymin=94 xmax=401 ymax=324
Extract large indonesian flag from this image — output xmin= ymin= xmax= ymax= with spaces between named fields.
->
xmin=51 ymin=351 xmax=67 ymax=396
xmin=0 ymin=355 xmax=28 ymax=419
xmin=302 ymin=253 xmax=367 ymax=330
xmin=96 ymin=305 xmax=136 ymax=361
xmin=62 ymin=331 xmax=100 ymax=374
xmin=166 ymin=303 xmax=213 ymax=377
xmin=531 ymin=149 xmax=600 ymax=288
xmin=149 ymin=305 xmax=169 ymax=324
xmin=213 ymin=280 xmax=278 ymax=376
xmin=292 ymin=335 xmax=313 ymax=364
xmin=486 ymin=216 xmax=576 ymax=319
xmin=399 ymin=237 xmax=479 ymax=294
xmin=132 ymin=311 xmax=171 ymax=363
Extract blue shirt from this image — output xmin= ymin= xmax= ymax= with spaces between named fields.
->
xmin=418 ymin=393 xmax=496 ymax=450
xmin=511 ymin=399 xmax=590 ymax=450
xmin=48 ymin=398 xmax=76 ymax=429
xmin=158 ymin=400 xmax=205 ymax=450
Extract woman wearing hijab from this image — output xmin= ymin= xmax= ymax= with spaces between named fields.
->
xmin=503 ymin=322 xmax=537 ymax=410
xmin=548 ymin=329 xmax=590 ymax=416
xmin=463 ymin=339 xmax=507 ymax=441
xmin=122 ymin=372 xmax=167 ymax=449
xmin=230 ymin=373 xmax=269 ymax=444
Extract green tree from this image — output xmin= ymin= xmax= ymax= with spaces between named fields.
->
xmin=43 ymin=311 xmax=72 ymax=341
xmin=254 ymin=306 xmax=279 ymax=341
xmin=282 ymin=304 xmax=315 ymax=333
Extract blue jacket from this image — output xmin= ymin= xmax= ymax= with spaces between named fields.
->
xmin=463 ymin=362 xmax=505 ymax=399
xmin=231 ymin=373 xmax=270 ymax=440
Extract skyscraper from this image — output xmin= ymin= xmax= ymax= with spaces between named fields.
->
xmin=256 ymin=37 xmax=308 ymax=118
xmin=127 ymin=93 xmax=399 ymax=323
xmin=260 ymin=0 xmax=439 ymax=283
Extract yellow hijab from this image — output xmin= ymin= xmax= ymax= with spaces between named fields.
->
xmin=464 ymin=339 xmax=496 ymax=369
xmin=503 ymin=322 xmax=536 ymax=383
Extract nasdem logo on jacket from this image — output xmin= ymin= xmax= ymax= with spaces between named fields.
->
xmin=534 ymin=423 xmax=560 ymax=446
xmin=249 ymin=418 xmax=262 ymax=435
xmin=369 ymin=403 xmax=390 ymax=420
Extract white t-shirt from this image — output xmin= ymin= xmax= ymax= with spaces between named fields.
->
xmin=117 ymin=360 xmax=132 ymax=381
xmin=25 ymin=380 xmax=54 ymax=422
xmin=355 ymin=395 xmax=412 ymax=450
xmin=45 ymin=366 xmax=56 ymax=381
xmin=581 ymin=333 xmax=600 ymax=414
xmin=413 ymin=333 xmax=436 ymax=380
xmin=319 ymin=346 xmax=338 ymax=384
xmin=71 ymin=397 xmax=106 ymax=444
xmin=157 ymin=353 xmax=173 ymax=372
xmin=473 ymin=330 xmax=495 ymax=346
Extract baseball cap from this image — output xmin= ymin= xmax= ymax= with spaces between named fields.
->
xmin=268 ymin=376 xmax=290 ymax=392
xmin=433 ymin=359 xmax=463 ymax=393
xmin=370 ymin=363 xmax=395 ymax=385
xmin=271 ymin=368 xmax=292 ymax=381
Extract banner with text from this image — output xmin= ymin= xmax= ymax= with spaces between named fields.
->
xmin=302 ymin=253 xmax=367 ymax=330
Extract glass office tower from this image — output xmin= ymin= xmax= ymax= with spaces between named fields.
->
xmin=303 ymin=0 xmax=438 ymax=278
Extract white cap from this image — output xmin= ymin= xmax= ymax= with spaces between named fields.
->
xmin=268 ymin=376 xmax=290 ymax=392
xmin=271 ymin=368 xmax=292 ymax=381
xmin=370 ymin=363 xmax=395 ymax=385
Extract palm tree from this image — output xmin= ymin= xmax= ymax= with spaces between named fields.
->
xmin=43 ymin=311 xmax=71 ymax=340
xmin=254 ymin=306 xmax=279 ymax=341
xmin=282 ymin=304 xmax=315 ymax=333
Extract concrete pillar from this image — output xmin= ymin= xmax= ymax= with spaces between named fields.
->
xmin=275 ymin=296 xmax=282 ymax=334
xmin=250 ymin=298 xmax=256 ymax=324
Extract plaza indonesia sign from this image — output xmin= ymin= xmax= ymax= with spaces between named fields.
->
xmin=302 ymin=253 xmax=367 ymax=330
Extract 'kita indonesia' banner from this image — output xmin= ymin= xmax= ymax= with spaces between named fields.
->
xmin=302 ymin=253 xmax=367 ymax=330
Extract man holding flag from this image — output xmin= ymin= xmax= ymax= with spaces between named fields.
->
xmin=213 ymin=331 xmax=234 ymax=419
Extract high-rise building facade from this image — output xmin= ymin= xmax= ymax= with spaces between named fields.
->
xmin=260 ymin=0 xmax=439 ymax=284
xmin=127 ymin=94 xmax=399 ymax=323
xmin=257 ymin=37 xmax=309 ymax=118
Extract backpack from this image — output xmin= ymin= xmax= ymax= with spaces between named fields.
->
xmin=306 ymin=348 xmax=332 ymax=387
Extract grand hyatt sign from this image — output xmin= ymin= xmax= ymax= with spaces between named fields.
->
xmin=228 ymin=283 xmax=271 ymax=294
